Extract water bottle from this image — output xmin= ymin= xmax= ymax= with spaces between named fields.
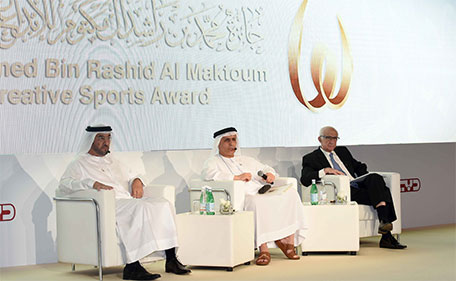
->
xmin=206 ymin=187 xmax=215 ymax=215
xmin=310 ymin=179 xmax=318 ymax=205
xmin=199 ymin=187 xmax=206 ymax=215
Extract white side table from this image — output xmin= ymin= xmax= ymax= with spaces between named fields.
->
xmin=176 ymin=211 xmax=254 ymax=271
xmin=301 ymin=202 xmax=359 ymax=255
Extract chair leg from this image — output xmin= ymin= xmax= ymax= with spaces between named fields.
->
xmin=98 ymin=266 xmax=103 ymax=281
xmin=71 ymin=264 xmax=75 ymax=271
xmin=396 ymin=234 xmax=400 ymax=242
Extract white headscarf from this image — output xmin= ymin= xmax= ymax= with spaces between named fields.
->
xmin=211 ymin=128 xmax=241 ymax=156
xmin=78 ymin=124 xmax=113 ymax=154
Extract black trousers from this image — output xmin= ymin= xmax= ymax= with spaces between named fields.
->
xmin=350 ymin=173 xmax=397 ymax=223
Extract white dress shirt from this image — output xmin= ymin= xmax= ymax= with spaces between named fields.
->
xmin=319 ymin=147 xmax=354 ymax=181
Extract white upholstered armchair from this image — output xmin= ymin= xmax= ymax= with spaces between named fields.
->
xmin=301 ymin=172 xmax=402 ymax=238
xmin=54 ymin=184 xmax=175 ymax=281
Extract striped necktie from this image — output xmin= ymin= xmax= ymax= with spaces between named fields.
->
xmin=329 ymin=153 xmax=345 ymax=174
xmin=330 ymin=152 xmax=359 ymax=189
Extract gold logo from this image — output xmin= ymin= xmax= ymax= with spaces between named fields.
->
xmin=288 ymin=0 xmax=353 ymax=111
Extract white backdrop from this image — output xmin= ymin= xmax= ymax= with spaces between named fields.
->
xmin=1 ymin=0 xmax=456 ymax=154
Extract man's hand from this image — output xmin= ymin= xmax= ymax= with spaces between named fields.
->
xmin=265 ymin=172 xmax=275 ymax=183
xmin=93 ymin=181 xmax=113 ymax=191
xmin=131 ymin=178 xmax=144 ymax=199
xmin=324 ymin=168 xmax=345 ymax=175
xmin=234 ymin=173 xmax=252 ymax=182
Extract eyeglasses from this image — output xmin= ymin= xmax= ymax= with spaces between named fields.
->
xmin=320 ymin=135 xmax=339 ymax=141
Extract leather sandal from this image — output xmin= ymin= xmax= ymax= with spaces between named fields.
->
xmin=255 ymin=252 xmax=271 ymax=266
xmin=275 ymin=240 xmax=300 ymax=260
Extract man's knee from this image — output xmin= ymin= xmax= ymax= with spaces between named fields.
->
xmin=365 ymin=173 xmax=384 ymax=183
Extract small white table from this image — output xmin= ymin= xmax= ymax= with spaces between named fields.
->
xmin=301 ymin=202 xmax=359 ymax=255
xmin=176 ymin=211 xmax=254 ymax=271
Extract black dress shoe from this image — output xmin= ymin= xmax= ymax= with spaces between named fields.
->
xmin=165 ymin=258 xmax=191 ymax=275
xmin=379 ymin=233 xmax=407 ymax=249
xmin=123 ymin=263 xmax=161 ymax=280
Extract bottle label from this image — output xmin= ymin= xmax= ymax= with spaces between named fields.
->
xmin=200 ymin=203 xmax=206 ymax=214
xmin=310 ymin=193 xmax=318 ymax=204
xmin=206 ymin=202 xmax=215 ymax=215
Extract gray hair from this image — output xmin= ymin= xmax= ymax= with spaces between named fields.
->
xmin=319 ymin=126 xmax=338 ymax=137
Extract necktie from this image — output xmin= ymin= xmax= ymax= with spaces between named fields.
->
xmin=329 ymin=153 xmax=345 ymax=174
xmin=330 ymin=152 xmax=359 ymax=189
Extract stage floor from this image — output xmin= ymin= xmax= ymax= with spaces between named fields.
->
xmin=1 ymin=224 xmax=455 ymax=281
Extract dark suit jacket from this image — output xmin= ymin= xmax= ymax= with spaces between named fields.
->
xmin=300 ymin=146 xmax=368 ymax=186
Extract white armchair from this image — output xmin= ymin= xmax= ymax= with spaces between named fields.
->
xmin=301 ymin=172 xmax=402 ymax=238
xmin=189 ymin=177 xmax=298 ymax=212
xmin=54 ymin=184 xmax=175 ymax=281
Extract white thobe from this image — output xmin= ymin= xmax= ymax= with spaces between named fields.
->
xmin=58 ymin=153 xmax=178 ymax=263
xmin=201 ymin=155 xmax=306 ymax=247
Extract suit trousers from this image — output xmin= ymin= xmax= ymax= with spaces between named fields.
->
xmin=350 ymin=173 xmax=397 ymax=223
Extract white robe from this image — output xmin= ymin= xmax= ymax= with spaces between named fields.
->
xmin=201 ymin=154 xmax=306 ymax=247
xmin=58 ymin=153 xmax=178 ymax=263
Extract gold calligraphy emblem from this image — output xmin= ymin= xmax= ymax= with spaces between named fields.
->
xmin=288 ymin=0 xmax=353 ymax=111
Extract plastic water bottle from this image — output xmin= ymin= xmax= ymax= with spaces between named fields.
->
xmin=199 ymin=187 xmax=206 ymax=215
xmin=310 ymin=179 xmax=318 ymax=205
xmin=206 ymin=187 xmax=215 ymax=215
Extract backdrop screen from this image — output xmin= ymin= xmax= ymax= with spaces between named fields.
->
xmin=1 ymin=0 xmax=455 ymax=153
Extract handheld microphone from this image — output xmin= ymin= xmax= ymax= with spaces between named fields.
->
xmin=257 ymin=171 xmax=274 ymax=185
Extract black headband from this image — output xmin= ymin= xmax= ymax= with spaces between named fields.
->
xmin=213 ymin=127 xmax=237 ymax=138
xmin=86 ymin=126 xmax=112 ymax=132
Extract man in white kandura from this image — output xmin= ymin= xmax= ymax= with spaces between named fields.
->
xmin=58 ymin=125 xmax=190 ymax=280
xmin=201 ymin=127 xmax=306 ymax=266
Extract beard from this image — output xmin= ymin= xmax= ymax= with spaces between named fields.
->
xmin=92 ymin=145 xmax=109 ymax=156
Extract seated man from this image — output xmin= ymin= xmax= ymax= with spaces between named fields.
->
xmin=201 ymin=127 xmax=306 ymax=265
xmin=58 ymin=125 xmax=191 ymax=280
xmin=300 ymin=126 xmax=406 ymax=249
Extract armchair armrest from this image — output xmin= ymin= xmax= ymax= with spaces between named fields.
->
xmin=189 ymin=177 xmax=297 ymax=212
xmin=275 ymin=177 xmax=297 ymax=191
xmin=321 ymin=175 xmax=351 ymax=201
xmin=189 ymin=179 xmax=246 ymax=212
xmin=300 ymin=175 xmax=350 ymax=203
xmin=54 ymin=189 xmax=120 ymax=267
xmin=144 ymin=184 xmax=176 ymax=206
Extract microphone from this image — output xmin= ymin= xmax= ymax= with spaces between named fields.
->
xmin=258 ymin=184 xmax=271 ymax=194
xmin=257 ymin=171 xmax=274 ymax=185
xmin=234 ymin=147 xmax=237 ymax=150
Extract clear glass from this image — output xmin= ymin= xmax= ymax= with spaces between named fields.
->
xmin=192 ymin=200 xmax=200 ymax=214
xmin=319 ymin=189 xmax=327 ymax=205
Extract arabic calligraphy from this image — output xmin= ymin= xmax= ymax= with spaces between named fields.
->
xmin=288 ymin=0 xmax=353 ymax=111
xmin=0 ymin=0 xmax=264 ymax=53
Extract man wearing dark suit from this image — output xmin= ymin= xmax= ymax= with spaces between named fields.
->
xmin=300 ymin=126 xmax=406 ymax=249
